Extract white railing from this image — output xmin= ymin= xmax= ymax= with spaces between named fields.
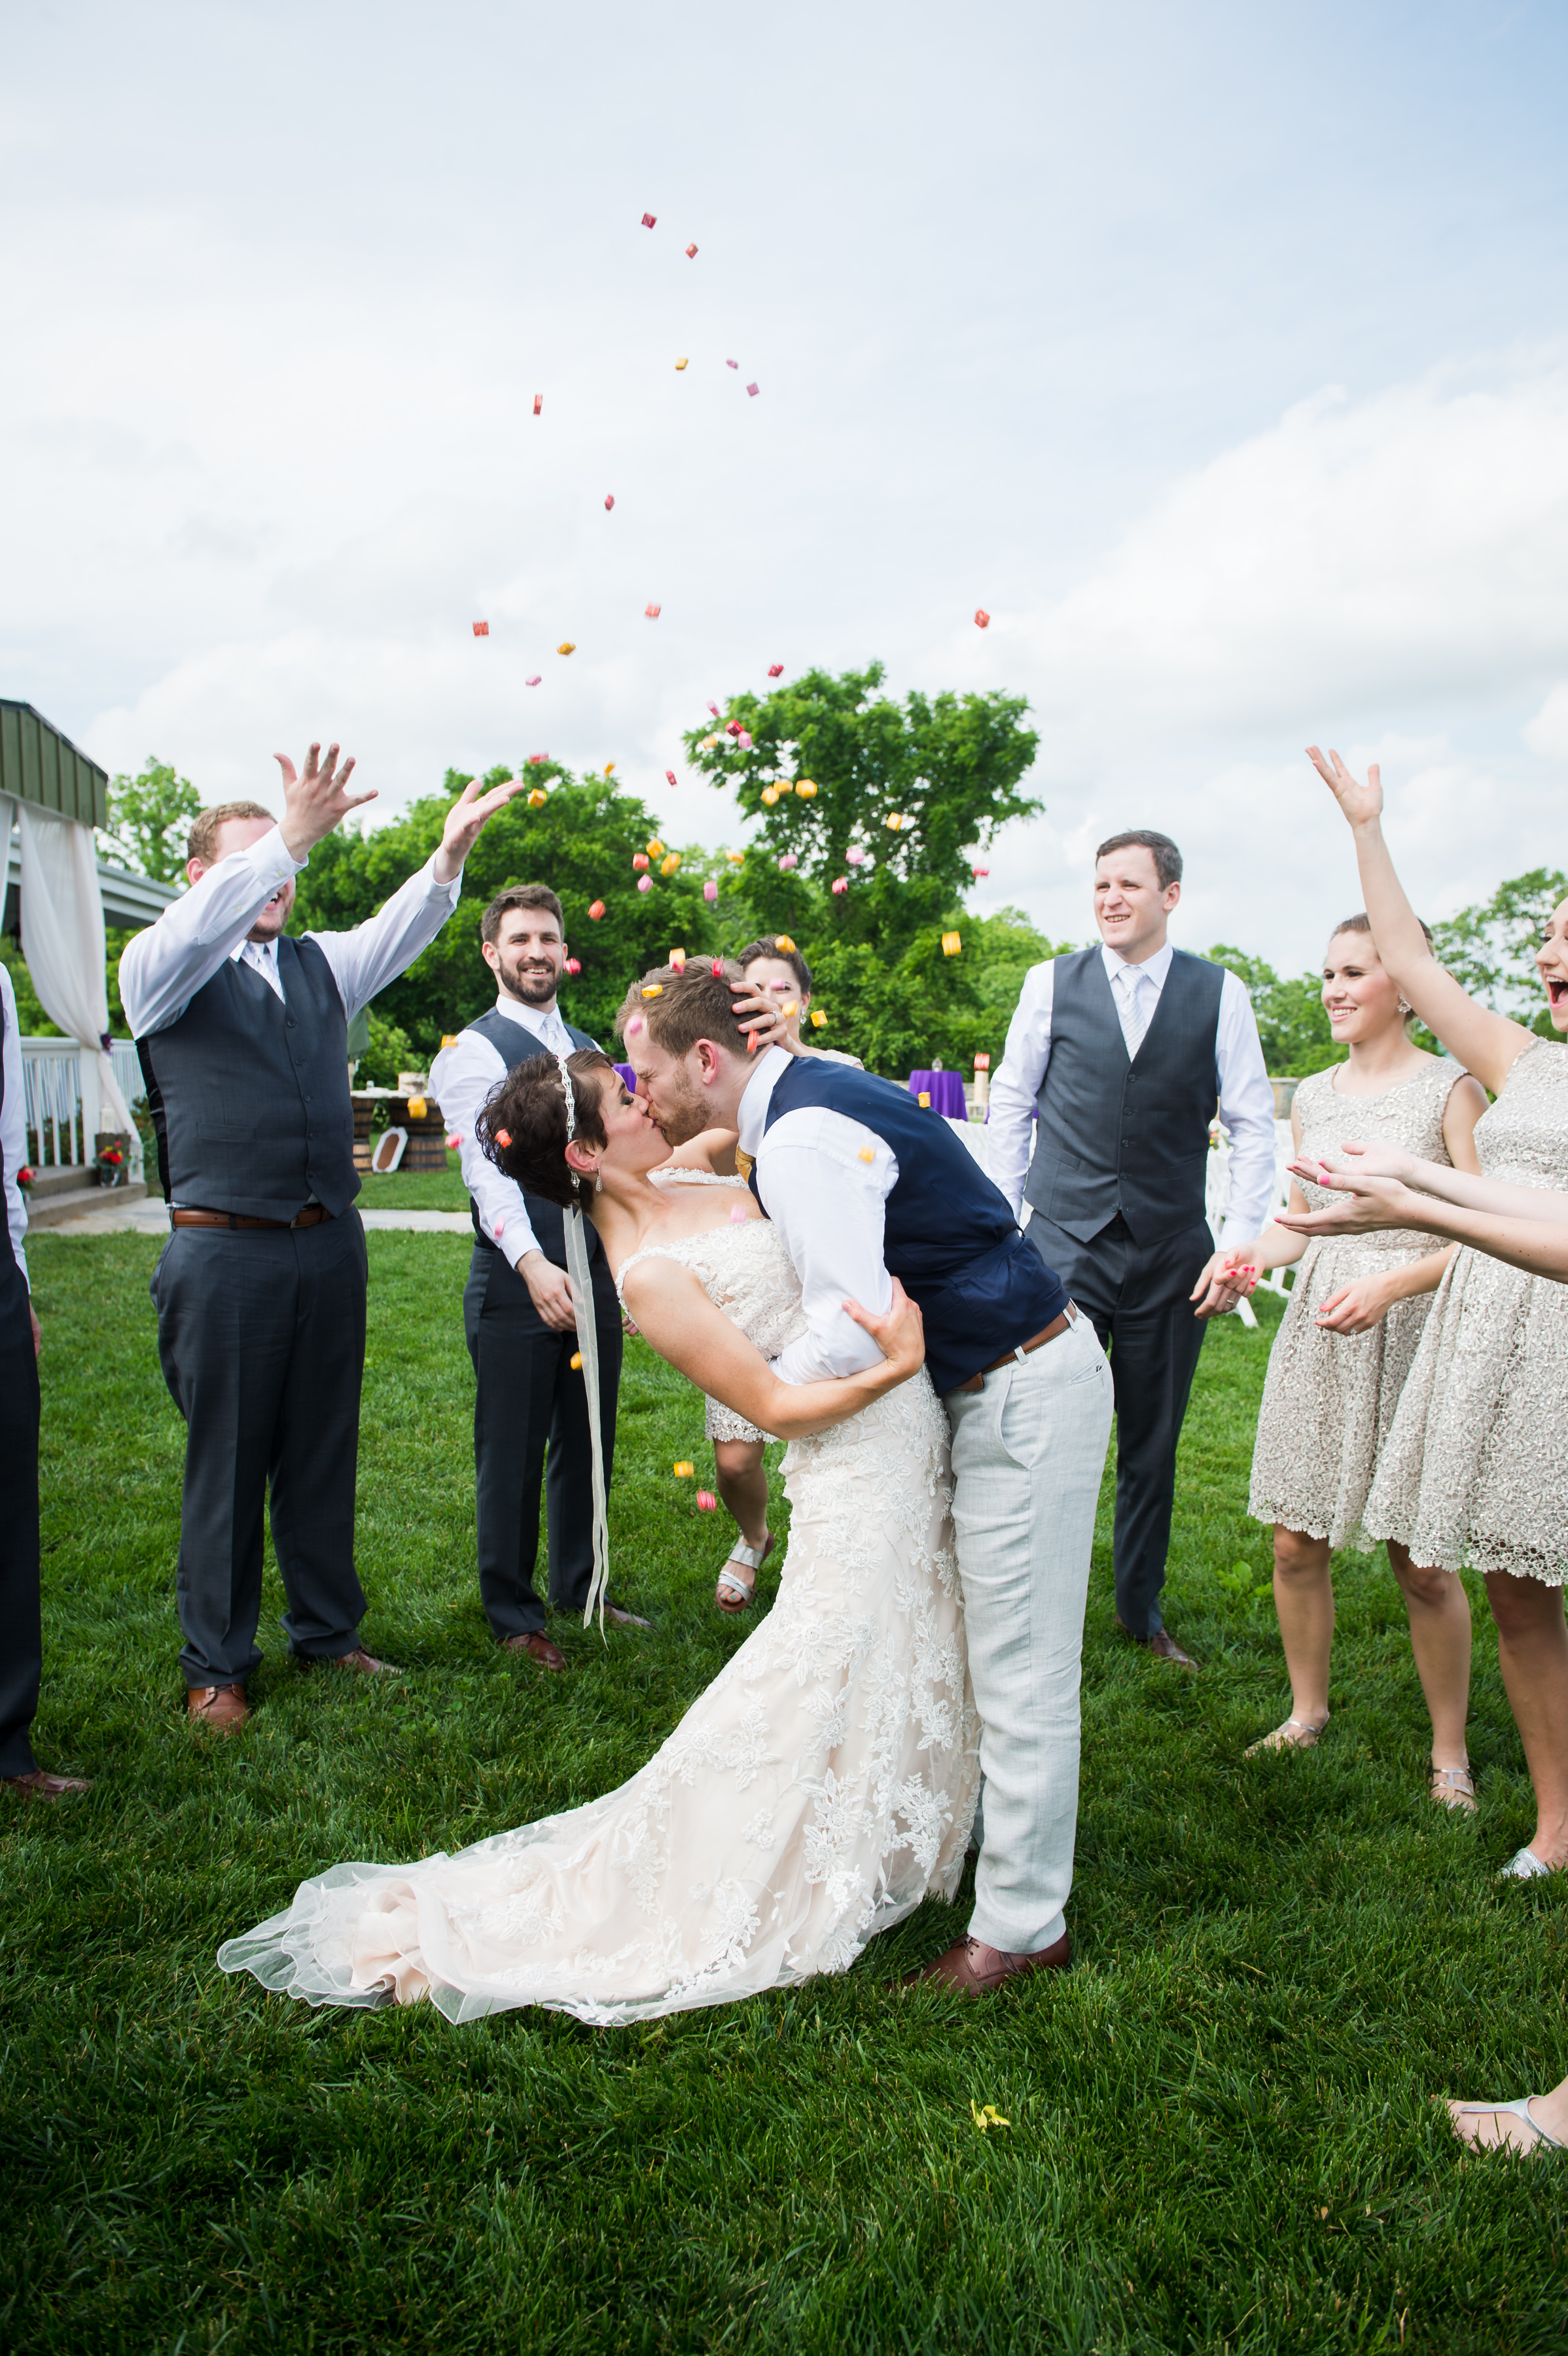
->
xmin=19 ymin=1038 xmax=145 ymax=1180
xmin=1205 ymin=1118 xmax=1297 ymax=1325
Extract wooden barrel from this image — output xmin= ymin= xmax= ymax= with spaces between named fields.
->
xmin=389 ymin=1094 xmax=450 ymax=1172
xmin=351 ymin=1094 xmax=379 ymax=1172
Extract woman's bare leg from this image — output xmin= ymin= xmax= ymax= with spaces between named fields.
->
xmin=1448 ymin=2069 xmax=1568 ymax=2152
xmin=1257 ymin=1526 xmax=1334 ymax=1743
xmin=713 ymin=1439 xmax=770 ymax=1608
xmin=1385 ymin=1542 xmax=1472 ymax=1783
xmin=1484 ymin=1570 xmax=1568 ymax=1866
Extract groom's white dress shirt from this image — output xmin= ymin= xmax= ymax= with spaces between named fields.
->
xmin=737 ymin=1045 xmax=897 ymax=1388
xmin=986 ymin=940 xmax=1277 ymax=1244
xmin=1 ymin=965 xmax=29 ymax=1286
xmin=430 ymin=997 xmax=576 ymax=1269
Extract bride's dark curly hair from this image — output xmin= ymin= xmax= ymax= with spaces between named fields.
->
xmin=474 ymin=1048 xmax=616 ymax=1209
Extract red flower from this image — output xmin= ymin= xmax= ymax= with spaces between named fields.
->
xmin=16 ymin=1166 xmax=34 ymax=1187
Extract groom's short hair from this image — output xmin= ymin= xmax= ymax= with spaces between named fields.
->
xmin=1096 ymin=829 xmax=1182 ymax=889
xmin=616 ymin=962 xmax=753 ymax=1060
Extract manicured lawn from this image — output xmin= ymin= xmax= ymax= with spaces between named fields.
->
xmin=355 ymin=1147 xmax=470 ymax=1212
xmin=3 ymin=1236 xmax=1565 ymax=2354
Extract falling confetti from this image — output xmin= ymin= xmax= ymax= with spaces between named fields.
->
xmin=810 ymin=1010 xmax=828 ymax=1028
xmin=942 ymin=931 xmax=962 ymax=957
xmin=704 ymin=879 xmax=718 ymax=902
xmin=726 ymin=720 xmax=744 ymax=738
xmin=857 ymin=1145 xmax=875 ymax=1164
xmin=605 ymin=495 xmax=615 ymax=510
xmin=647 ymin=838 xmax=665 ymax=856
xmin=686 ymin=243 xmax=698 ymax=259
xmin=777 ymin=853 xmax=797 ymax=872
xmin=726 ymin=359 xmax=738 ymax=370
xmin=526 ymin=675 xmax=542 ymax=687
xmin=846 ymin=847 xmax=866 ymax=865
xmin=774 ymin=935 xmax=796 ymax=953
xmin=637 ymin=874 xmax=653 ymax=893
xmin=675 ymin=356 xmax=689 ymax=370
xmin=669 ymin=948 xmax=687 ymax=972
xmin=641 ymin=212 xmax=657 ymax=228
xmin=919 ymin=1092 xmax=932 ymax=1107
xmin=564 ymin=957 xmax=581 ymax=975
xmin=673 ymin=1460 xmax=695 ymax=1477
xmin=660 ymin=853 xmax=681 ymax=874
xmin=526 ymin=751 xmax=548 ymax=765
xmin=706 ymin=702 xmax=719 ymax=717
xmin=533 ymin=395 xmax=542 ymax=416
xmin=571 ymin=1351 xmax=583 ymax=1371
xmin=588 ymin=901 xmax=606 ymax=920
xmin=972 ymin=864 xmax=989 ymax=879
xmin=494 ymin=1130 xmax=512 ymax=1148
xmin=558 ymin=641 xmax=576 ymax=655
xmin=885 ymin=812 xmax=906 ymax=830
xmin=666 ymin=769 xmax=678 ymax=786
xmin=768 ymin=663 xmax=784 ymax=677
xmin=973 ymin=1053 xmax=991 ymax=1072
xmin=447 ymin=1132 xmax=463 ymax=1149
xmin=831 ymin=876 xmax=849 ymax=895
xmin=795 ymin=779 xmax=817 ymax=798
xmin=737 ymin=730 xmax=753 ymax=749
xmin=407 ymin=1095 xmax=427 ymax=1120
xmin=527 ymin=787 xmax=548 ymax=807
xmin=472 ymin=621 xmax=490 ymax=637
xmin=633 ymin=853 xmax=650 ymax=871
xmin=726 ymin=849 xmax=745 ymax=863
xmin=974 ymin=608 xmax=990 ymax=629
xmin=645 ymin=602 xmax=662 ymax=618
xmin=642 ymin=983 xmax=664 ymax=998
xmin=746 ymin=382 xmax=759 ymax=397
xmin=760 ymin=787 xmax=779 ymax=805
xmin=696 ymin=1490 xmax=717 ymax=1510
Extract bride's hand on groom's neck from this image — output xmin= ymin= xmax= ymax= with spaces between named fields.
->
xmin=843 ymin=1281 xmax=925 ymax=1383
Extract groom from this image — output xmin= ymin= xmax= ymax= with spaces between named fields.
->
xmin=624 ymin=962 xmax=1114 ymax=1994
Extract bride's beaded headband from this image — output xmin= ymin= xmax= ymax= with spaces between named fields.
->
xmin=556 ymin=1052 xmax=580 ymax=1193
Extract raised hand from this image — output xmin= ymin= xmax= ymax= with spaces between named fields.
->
xmin=276 ymin=742 xmax=378 ymax=860
xmin=1306 ymin=745 xmax=1383 ymax=830
xmin=434 ymin=775 xmax=527 ymax=883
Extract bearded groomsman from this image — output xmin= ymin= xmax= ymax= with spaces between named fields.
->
xmin=429 ymin=886 xmax=632 ymax=1675
xmin=120 ymin=745 xmax=522 ymax=1732
xmin=988 ymin=830 xmax=1276 ymax=1669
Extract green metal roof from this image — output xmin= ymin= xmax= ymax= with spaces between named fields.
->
xmin=0 ymin=699 xmax=109 ymax=830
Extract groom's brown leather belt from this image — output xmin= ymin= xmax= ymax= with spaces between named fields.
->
xmin=171 ymin=1205 xmax=334 ymax=1230
xmin=954 ymin=1301 xmax=1080 ymax=1393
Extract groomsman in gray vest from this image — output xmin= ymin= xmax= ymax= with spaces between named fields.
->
xmin=119 ymin=744 xmax=522 ymax=1732
xmin=429 ymin=885 xmax=631 ymax=1675
xmin=989 ymin=830 xmax=1275 ymax=1667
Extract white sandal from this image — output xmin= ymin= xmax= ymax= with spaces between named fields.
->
xmin=1499 ymin=1846 xmax=1555 ymax=1880
xmin=1450 ymin=2097 xmax=1566 ymax=2152
xmin=1244 ymin=1715 xmax=1327 ymax=1757
xmin=716 ymin=1533 xmax=774 ymax=1615
xmin=1430 ymin=1764 xmax=1477 ymax=1814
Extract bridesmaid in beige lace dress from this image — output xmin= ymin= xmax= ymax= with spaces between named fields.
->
xmin=1199 ymin=918 xmax=1485 ymax=1790
xmin=1300 ymin=747 xmax=1568 ymax=1888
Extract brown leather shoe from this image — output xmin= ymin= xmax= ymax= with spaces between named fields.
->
xmin=1116 ymin=1615 xmax=1198 ymax=1670
xmin=903 ymin=1929 xmax=1071 ymax=1994
xmin=503 ymin=1631 xmax=567 ymax=1673
xmin=308 ymin=1647 xmax=402 ymax=1675
xmin=188 ymin=1683 xmax=250 ymax=1731
xmin=601 ymin=1601 xmax=650 ymax=1629
xmin=3 ymin=1767 xmax=91 ymax=1799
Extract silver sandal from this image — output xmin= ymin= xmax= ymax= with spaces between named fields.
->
xmin=716 ymin=1533 xmax=774 ymax=1615
xmin=1450 ymin=2097 xmax=1566 ymax=2152
xmin=1430 ymin=1764 xmax=1477 ymax=1814
xmin=1244 ymin=1715 xmax=1327 ymax=1757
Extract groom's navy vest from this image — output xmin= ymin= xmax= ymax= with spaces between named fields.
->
xmin=136 ymin=937 xmax=359 ymax=1220
xmin=463 ymin=1008 xmax=605 ymax=1273
xmin=755 ymin=1059 xmax=1067 ymax=1396
xmin=1024 ymin=947 xmax=1226 ymax=1246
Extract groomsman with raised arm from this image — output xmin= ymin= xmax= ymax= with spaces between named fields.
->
xmin=988 ymin=830 xmax=1276 ymax=1669
xmin=429 ymin=886 xmax=632 ymax=1676
xmin=119 ymin=745 xmax=522 ymax=1733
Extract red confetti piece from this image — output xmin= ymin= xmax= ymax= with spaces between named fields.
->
xmin=696 ymin=1490 xmax=717 ymax=1510
xmin=633 ymin=853 xmax=650 ymax=871
xmin=494 ymin=1130 xmax=512 ymax=1148
xmin=605 ymin=494 xmax=615 ymax=510
xmin=588 ymin=901 xmax=606 ymax=919
xmin=641 ymin=212 xmax=656 ymax=228
xmin=526 ymin=751 xmax=548 ymax=764
xmin=712 ymin=959 xmax=725 ymax=977
xmin=533 ymin=395 xmax=542 ymax=415
xmin=564 ymin=957 xmax=581 ymax=975
xmin=972 ymin=864 xmax=989 ymax=879
xmin=665 ymin=768 xmax=677 ymax=786
xmin=767 ymin=663 xmax=783 ymax=677
xmin=747 ymin=1027 xmax=759 ymax=1054
xmin=746 ymin=382 xmax=759 ymax=397
xmin=707 ymin=701 xmax=719 ymax=715
xmin=472 ymin=621 xmax=489 ymax=637
xmin=974 ymin=607 xmax=990 ymax=628
xmin=645 ymin=601 xmax=661 ymax=618
xmin=726 ymin=720 xmax=743 ymax=737
xmin=686 ymin=243 xmax=698 ymax=259
xmin=831 ymin=876 xmax=849 ymax=895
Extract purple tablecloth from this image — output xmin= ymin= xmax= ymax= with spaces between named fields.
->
xmin=908 ymin=1070 xmax=967 ymax=1119
xmin=614 ymin=1062 xmax=637 ymax=1093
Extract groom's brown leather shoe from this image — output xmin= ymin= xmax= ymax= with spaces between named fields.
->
xmin=310 ymin=1648 xmax=402 ymax=1675
xmin=188 ymin=1683 xmax=250 ymax=1732
xmin=1116 ymin=1615 xmax=1198 ymax=1670
xmin=3 ymin=1767 xmax=91 ymax=1800
xmin=503 ymin=1632 xmax=567 ymax=1673
xmin=903 ymin=1930 xmax=1071 ymax=1994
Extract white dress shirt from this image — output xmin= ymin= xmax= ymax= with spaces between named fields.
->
xmin=987 ymin=940 xmax=1277 ymax=1244
xmin=1 ymin=963 xmax=29 ymax=1284
xmin=429 ymin=996 xmax=578 ymax=1268
xmin=736 ymin=1046 xmax=895 ymax=1385
xmin=118 ymin=823 xmax=461 ymax=1039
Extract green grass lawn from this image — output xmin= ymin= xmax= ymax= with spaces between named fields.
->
xmin=354 ymin=1147 xmax=470 ymax=1212
xmin=3 ymin=1238 xmax=1565 ymax=2355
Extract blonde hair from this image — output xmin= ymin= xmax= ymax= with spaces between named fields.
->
xmin=187 ymin=800 xmax=276 ymax=865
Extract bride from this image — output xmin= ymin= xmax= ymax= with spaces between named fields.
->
xmin=219 ymin=1047 xmax=980 ymax=2025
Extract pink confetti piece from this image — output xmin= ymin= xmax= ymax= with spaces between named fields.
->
xmin=605 ymin=494 xmax=615 ymax=510
xmin=564 ymin=957 xmax=581 ymax=974
xmin=707 ymin=700 xmax=719 ymax=716
xmin=777 ymin=853 xmax=797 ymax=871
xmin=645 ymin=601 xmax=662 ymax=618
xmin=728 ymin=1204 xmax=749 ymax=1224
xmin=768 ymin=663 xmax=783 ymax=677
xmin=525 ymin=674 xmax=541 ymax=687
xmin=696 ymin=1490 xmax=717 ymax=1510
xmin=665 ymin=769 xmax=678 ymax=786
xmin=831 ymin=876 xmax=849 ymax=895
xmin=447 ymin=1133 xmax=463 ymax=1150
xmin=737 ymin=730 xmax=752 ymax=749
xmin=626 ymin=1013 xmax=645 ymax=1037
xmin=641 ymin=212 xmax=656 ymax=228
xmin=972 ymin=864 xmax=989 ymax=879
xmin=533 ymin=395 xmax=542 ymax=416
xmin=746 ymin=382 xmax=759 ymax=397
xmin=493 ymin=1217 xmax=505 ymax=1238
xmin=726 ymin=359 xmax=738 ymax=370
xmin=472 ymin=621 xmax=489 ymax=637
xmin=704 ymin=879 xmax=718 ymax=902
xmin=846 ymin=846 xmax=866 ymax=865
xmin=637 ymin=874 xmax=653 ymax=893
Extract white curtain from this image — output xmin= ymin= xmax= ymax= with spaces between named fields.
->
xmin=14 ymin=800 xmax=135 ymax=1135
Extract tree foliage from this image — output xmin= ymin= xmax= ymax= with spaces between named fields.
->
xmin=98 ymin=759 xmax=202 ymax=886
xmin=1429 ymin=867 xmax=1568 ymax=1037
xmin=1206 ymin=945 xmax=1341 ymax=1077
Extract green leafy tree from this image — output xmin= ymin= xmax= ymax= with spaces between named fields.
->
xmin=1207 ymin=945 xmax=1341 ymax=1077
xmin=1429 ymin=868 xmax=1568 ymax=1037
xmin=98 ymin=759 xmax=202 ymax=885
xmin=290 ymin=764 xmax=718 ymax=1056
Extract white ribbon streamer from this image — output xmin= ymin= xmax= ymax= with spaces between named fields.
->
xmin=557 ymin=1055 xmax=611 ymax=1634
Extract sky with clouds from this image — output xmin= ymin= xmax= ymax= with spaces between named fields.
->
xmin=4 ymin=0 xmax=1567 ymax=973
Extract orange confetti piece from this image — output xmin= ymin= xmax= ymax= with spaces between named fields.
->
xmin=774 ymin=935 xmax=796 ymax=953
xmin=795 ymin=779 xmax=817 ymax=797
xmin=642 ymin=983 xmax=664 ymax=998
xmin=558 ymin=641 xmax=576 ymax=655
xmin=919 ymin=1092 xmax=932 ymax=1107
xmin=647 ymin=838 xmax=665 ymax=856
xmin=673 ymin=1461 xmax=695 ymax=1477
xmin=472 ymin=620 xmax=489 ymax=637
xmin=781 ymin=1001 xmax=798 ymax=1018
xmin=527 ymin=787 xmax=548 ymax=807
xmin=675 ymin=357 xmax=688 ymax=370
xmin=760 ymin=783 xmax=779 ymax=806
xmin=588 ymin=901 xmax=606 ymax=920
xmin=660 ymin=853 xmax=680 ymax=875
xmin=810 ymin=1010 xmax=828 ymax=1028
xmin=604 ymin=761 xmax=616 ymax=776
xmin=645 ymin=602 xmax=662 ymax=618
xmin=974 ymin=608 xmax=990 ymax=628
xmin=533 ymin=395 xmax=542 ymax=415
xmin=686 ymin=243 xmax=698 ymax=259
xmin=407 ymin=1096 xmax=427 ymax=1120
xmin=494 ymin=1130 xmax=512 ymax=1148
xmin=857 ymin=1145 xmax=875 ymax=1163
xmin=571 ymin=1351 xmax=583 ymax=1370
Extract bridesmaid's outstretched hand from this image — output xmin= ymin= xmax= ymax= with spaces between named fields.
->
xmin=1307 ymin=745 xmax=1383 ymax=830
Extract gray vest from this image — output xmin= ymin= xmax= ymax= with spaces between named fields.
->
xmin=137 ymin=937 xmax=359 ymax=1221
xmin=464 ymin=1008 xmax=605 ymax=1272
xmin=1024 ymin=946 xmax=1225 ymax=1245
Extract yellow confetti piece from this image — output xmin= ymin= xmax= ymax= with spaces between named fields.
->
xmin=604 ymin=762 xmax=616 ymax=776
xmin=669 ymin=947 xmax=686 ymax=971
xmin=642 ymin=983 xmax=664 ymax=998
xmin=810 ymin=1010 xmax=828 ymax=1028
xmin=857 ymin=1145 xmax=876 ymax=1163
xmin=919 ymin=1092 xmax=931 ymax=1107
xmin=440 ymin=1034 xmax=459 ymax=1047
xmin=557 ymin=641 xmax=576 ymax=656
xmin=673 ymin=1461 xmax=695 ymax=1477
xmin=406 ymin=1096 xmax=427 ymax=1120
xmin=774 ymin=935 xmax=796 ymax=953
xmin=782 ymin=1000 xmax=798 ymax=1017
xmin=775 ymin=779 xmax=794 ymax=794
xmin=527 ymin=787 xmax=548 ymax=807
xmin=660 ymin=853 xmax=681 ymax=875
xmin=760 ymin=786 xmax=779 ymax=805
xmin=647 ymin=838 xmax=665 ymax=857
xmin=942 ymin=931 xmax=962 ymax=957
xmin=971 ymin=2103 xmax=1010 ymax=2133
xmin=570 ymin=1352 xmax=582 ymax=1371
xmin=795 ymin=779 xmax=817 ymax=797
xmin=675 ymin=357 xmax=688 ymax=370
xmin=727 ymin=849 xmax=745 ymax=863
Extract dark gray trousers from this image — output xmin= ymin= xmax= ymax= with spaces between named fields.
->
xmin=0 ymin=1262 xmax=41 ymax=1777
xmin=151 ymin=1213 xmax=370 ymax=1686
xmin=463 ymin=1240 xmax=622 ymax=1639
xmin=1027 ymin=1211 xmax=1212 ymax=1639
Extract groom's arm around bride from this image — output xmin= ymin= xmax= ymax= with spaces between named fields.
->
xmin=622 ymin=961 xmax=1115 ymax=1996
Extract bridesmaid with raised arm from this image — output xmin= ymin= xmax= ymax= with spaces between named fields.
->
xmin=1306 ymin=746 xmax=1568 ymax=1882
xmin=1193 ymin=914 xmax=1486 ymax=1790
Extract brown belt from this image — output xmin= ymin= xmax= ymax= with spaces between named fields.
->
xmin=954 ymin=1302 xmax=1080 ymax=1393
xmin=170 ymin=1205 xmax=334 ymax=1232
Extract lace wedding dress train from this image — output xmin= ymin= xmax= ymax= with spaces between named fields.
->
xmin=218 ymin=1208 xmax=980 ymax=2026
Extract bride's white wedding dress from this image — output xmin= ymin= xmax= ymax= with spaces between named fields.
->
xmin=217 ymin=1199 xmax=980 ymax=2026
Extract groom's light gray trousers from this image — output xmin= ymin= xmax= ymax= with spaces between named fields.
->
xmin=944 ymin=1310 xmax=1114 ymax=1955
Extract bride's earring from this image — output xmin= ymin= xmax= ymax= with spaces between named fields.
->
xmin=595 ymin=1168 xmax=603 ymax=1194
xmin=1397 ymin=996 xmax=1412 ymax=1016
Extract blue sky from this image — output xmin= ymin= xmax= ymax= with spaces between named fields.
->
xmin=4 ymin=0 xmax=1567 ymax=969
